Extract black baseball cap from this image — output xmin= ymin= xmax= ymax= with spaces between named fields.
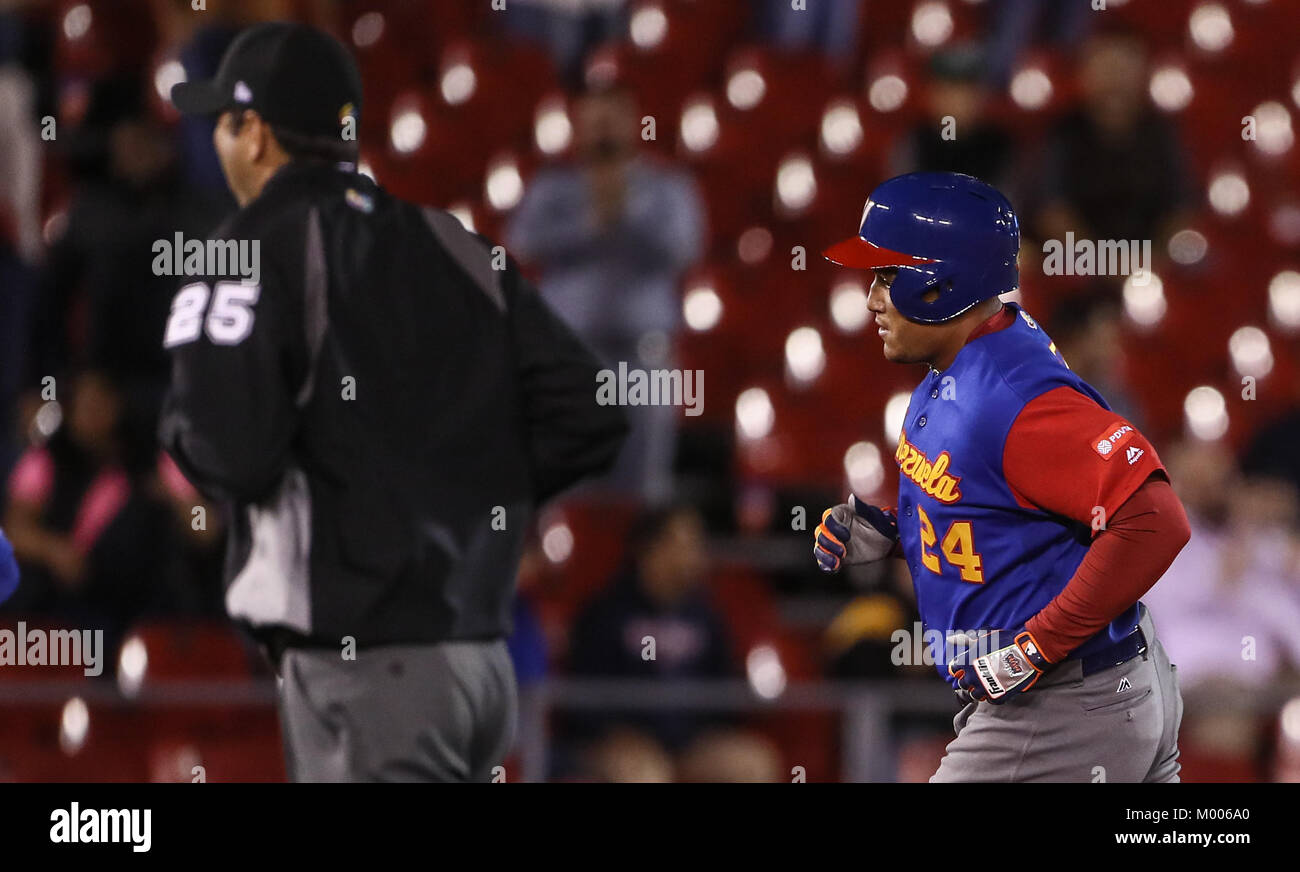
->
xmin=171 ymin=22 xmax=362 ymax=138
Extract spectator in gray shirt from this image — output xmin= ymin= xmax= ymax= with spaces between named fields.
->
xmin=507 ymin=82 xmax=705 ymax=501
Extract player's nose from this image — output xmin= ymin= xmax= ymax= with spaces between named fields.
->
xmin=866 ymin=280 xmax=889 ymax=314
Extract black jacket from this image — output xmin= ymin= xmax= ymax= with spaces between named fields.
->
xmin=160 ymin=162 xmax=626 ymax=652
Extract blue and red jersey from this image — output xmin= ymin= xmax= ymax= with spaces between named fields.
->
xmin=893 ymin=303 xmax=1164 ymax=681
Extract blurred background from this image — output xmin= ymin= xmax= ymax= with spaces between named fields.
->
xmin=1 ymin=0 xmax=1299 ymax=782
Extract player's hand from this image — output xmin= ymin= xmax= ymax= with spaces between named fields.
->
xmin=946 ymin=625 xmax=1052 ymax=705
xmin=813 ymin=495 xmax=899 ymax=573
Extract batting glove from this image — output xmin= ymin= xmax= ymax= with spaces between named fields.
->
xmin=813 ymin=495 xmax=899 ymax=573
xmin=946 ymin=625 xmax=1053 ymax=705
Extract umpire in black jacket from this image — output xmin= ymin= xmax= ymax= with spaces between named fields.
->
xmin=161 ymin=22 xmax=627 ymax=781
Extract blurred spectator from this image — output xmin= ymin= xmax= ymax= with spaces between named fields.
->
xmin=1243 ymin=401 xmax=1300 ymax=503
xmin=674 ymin=729 xmax=781 ymax=782
xmin=504 ymin=0 xmax=628 ymax=88
xmin=983 ymin=0 xmax=1094 ymax=89
xmin=559 ymin=521 xmax=781 ymax=769
xmin=566 ymin=501 xmax=784 ymax=782
xmin=0 ymin=9 xmax=43 ymax=476
xmin=586 ymin=724 xmax=782 ymax=782
xmin=586 ymin=727 xmax=675 ymax=782
xmin=1032 ymin=28 xmax=1193 ymax=251
xmin=27 ymin=72 xmax=226 ymax=400
xmin=2 ymin=370 xmax=221 ymax=654
xmin=18 ymin=70 xmax=228 ymax=525
xmin=506 ymin=81 xmax=704 ymax=501
xmin=1145 ymin=441 xmax=1300 ymax=688
xmin=823 ymin=590 xmax=911 ymax=679
xmin=891 ymin=44 xmax=1014 ymax=188
xmin=753 ymin=0 xmax=859 ymax=62
xmin=568 ymin=503 xmax=733 ymax=749
xmin=1143 ymin=440 xmax=1300 ymax=778
xmin=1046 ymin=292 xmax=1144 ymax=428
xmin=0 ymin=38 xmax=42 ymax=264
xmin=0 ymin=246 xmax=35 ymax=478
xmin=5 ymin=370 xmax=128 ymax=611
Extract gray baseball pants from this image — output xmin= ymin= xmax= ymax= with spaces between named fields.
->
xmin=277 ymin=639 xmax=517 ymax=782
xmin=931 ymin=605 xmax=1183 ymax=782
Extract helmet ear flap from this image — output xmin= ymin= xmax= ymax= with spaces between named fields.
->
xmin=921 ymin=278 xmax=953 ymax=304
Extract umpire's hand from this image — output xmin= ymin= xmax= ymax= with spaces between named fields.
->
xmin=813 ymin=495 xmax=899 ymax=572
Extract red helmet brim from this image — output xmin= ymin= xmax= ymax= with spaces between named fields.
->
xmin=821 ymin=236 xmax=937 ymax=269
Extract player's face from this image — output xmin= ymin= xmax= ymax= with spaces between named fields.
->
xmin=213 ymin=110 xmax=264 ymax=206
xmin=867 ymin=268 xmax=942 ymax=364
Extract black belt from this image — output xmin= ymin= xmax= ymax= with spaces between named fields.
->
xmin=1078 ymin=626 xmax=1147 ymax=677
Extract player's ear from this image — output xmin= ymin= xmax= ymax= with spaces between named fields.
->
xmin=248 ymin=111 xmax=271 ymax=161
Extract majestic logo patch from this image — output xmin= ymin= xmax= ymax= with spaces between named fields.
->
xmin=1092 ymin=422 xmax=1136 ymax=461
xmin=895 ymin=433 xmax=962 ymax=504
xmin=1117 ymin=677 xmax=1132 ymax=692
xmin=1126 ymin=446 xmax=1144 ymax=465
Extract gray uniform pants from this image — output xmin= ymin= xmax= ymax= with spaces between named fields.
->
xmin=277 ymin=639 xmax=517 ymax=782
xmin=931 ymin=605 xmax=1183 ymax=782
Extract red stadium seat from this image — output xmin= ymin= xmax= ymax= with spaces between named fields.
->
xmin=436 ymin=38 xmax=558 ymax=150
xmin=149 ymin=720 xmax=285 ymax=783
xmin=117 ymin=620 xmax=257 ymax=685
xmin=373 ymin=90 xmax=487 ymax=206
xmin=530 ymin=497 xmax=643 ymax=648
xmin=53 ymin=0 xmax=158 ymax=79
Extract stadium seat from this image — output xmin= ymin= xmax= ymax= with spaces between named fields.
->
xmin=117 ymin=620 xmax=257 ymax=685
xmin=530 ymin=497 xmax=643 ymax=644
xmin=149 ymin=717 xmax=285 ymax=783
xmin=53 ymin=0 xmax=158 ymax=79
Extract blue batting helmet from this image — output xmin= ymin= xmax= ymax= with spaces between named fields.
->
xmin=822 ymin=172 xmax=1019 ymax=324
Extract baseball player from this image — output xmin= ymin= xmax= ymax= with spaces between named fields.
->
xmin=813 ymin=172 xmax=1191 ymax=782
xmin=161 ymin=23 xmax=626 ymax=781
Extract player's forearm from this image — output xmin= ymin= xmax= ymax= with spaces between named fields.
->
xmin=1025 ymin=477 xmax=1190 ymax=662
xmin=159 ymin=406 xmax=292 ymax=505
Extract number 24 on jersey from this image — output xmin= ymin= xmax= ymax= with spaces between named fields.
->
xmin=917 ymin=506 xmax=984 ymax=583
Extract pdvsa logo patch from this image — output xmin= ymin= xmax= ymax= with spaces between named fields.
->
xmin=1092 ymin=422 xmax=1136 ymax=461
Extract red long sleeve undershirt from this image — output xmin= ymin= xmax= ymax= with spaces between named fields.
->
xmin=994 ymin=379 xmax=1192 ymax=661
xmin=1024 ymin=475 xmax=1190 ymax=662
